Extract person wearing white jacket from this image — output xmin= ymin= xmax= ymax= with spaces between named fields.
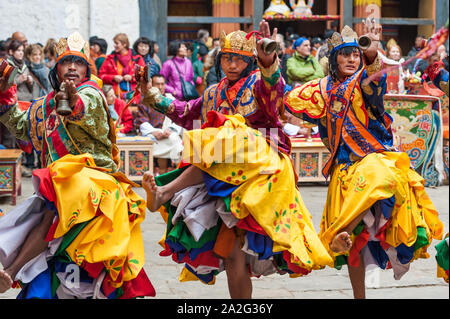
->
xmin=136 ymin=74 xmax=184 ymax=174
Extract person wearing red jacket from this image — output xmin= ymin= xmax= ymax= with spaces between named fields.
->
xmin=102 ymin=84 xmax=134 ymax=135
xmin=99 ymin=33 xmax=145 ymax=101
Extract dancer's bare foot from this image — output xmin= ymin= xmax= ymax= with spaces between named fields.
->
xmin=142 ymin=172 xmax=173 ymax=212
xmin=0 ymin=269 xmax=13 ymax=293
xmin=330 ymin=232 xmax=353 ymax=253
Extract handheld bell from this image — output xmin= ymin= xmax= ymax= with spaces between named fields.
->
xmin=358 ymin=36 xmax=372 ymax=51
xmin=56 ymin=82 xmax=73 ymax=116
xmin=261 ymin=38 xmax=278 ymax=55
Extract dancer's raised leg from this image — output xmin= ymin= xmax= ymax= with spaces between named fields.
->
xmin=143 ymin=165 xmax=205 ymax=212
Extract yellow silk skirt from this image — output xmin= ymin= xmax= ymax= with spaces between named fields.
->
xmin=182 ymin=114 xmax=333 ymax=273
xmin=47 ymin=154 xmax=147 ymax=288
xmin=319 ymin=151 xmax=444 ymax=262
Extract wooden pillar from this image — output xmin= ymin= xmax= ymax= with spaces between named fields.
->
xmin=327 ymin=0 xmax=339 ymax=30
xmin=139 ymin=0 xmax=168 ymax=61
xmin=243 ymin=0 xmax=254 ymax=32
xmin=212 ymin=0 xmax=241 ymax=38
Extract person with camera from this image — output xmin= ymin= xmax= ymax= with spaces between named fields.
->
xmin=0 ymin=32 xmax=155 ymax=299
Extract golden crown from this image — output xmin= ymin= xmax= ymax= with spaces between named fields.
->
xmin=219 ymin=30 xmax=256 ymax=57
xmin=328 ymin=25 xmax=359 ymax=55
xmin=55 ymin=32 xmax=90 ymax=63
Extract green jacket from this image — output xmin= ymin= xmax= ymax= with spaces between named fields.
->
xmin=286 ymin=52 xmax=324 ymax=85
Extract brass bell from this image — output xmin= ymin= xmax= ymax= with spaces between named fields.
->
xmin=261 ymin=38 xmax=278 ymax=55
xmin=358 ymin=36 xmax=372 ymax=51
xmin=56 ymin=82 xmax=73 ymax=116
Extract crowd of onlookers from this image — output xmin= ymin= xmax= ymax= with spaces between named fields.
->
xmin=0 ymin=27 xmax=449 ymax=176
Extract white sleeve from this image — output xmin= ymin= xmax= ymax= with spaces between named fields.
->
xmin=140 ymin=122 xmax=158 ymax=136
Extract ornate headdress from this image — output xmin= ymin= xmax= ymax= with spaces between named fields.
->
xmin=219 ymin=30 xmax=256 ymax=57
xmin=55 ymin=31 xmax=90 ymax=64
xmin=328 ymin=25 xmax=359 ymax=56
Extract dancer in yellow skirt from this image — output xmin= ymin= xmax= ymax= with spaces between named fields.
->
xmin=0 ymin=33 xmax=154 ymax=298
xmin=285 ymin=20 xmax=444 ymax=298
xmin=140 ymin=20 xmax=333 ymax=299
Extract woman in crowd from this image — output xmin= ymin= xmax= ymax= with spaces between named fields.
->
xmin=25 ymin=43 xmax=50 ymax=96
xmin=160 ymin=40 xmax=196 ymax=101
xmin=99 ymin=33 xmax=145 ymax=101
xmin=132 ymin=36 xmax=161 ymax=77
xmin=286 ymin=37 xmax=324 ymax=87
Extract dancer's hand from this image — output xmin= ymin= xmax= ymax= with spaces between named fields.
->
xmin=256 ymin=19 xmax=278 ymax=68
xmin=362 ymin=17 xmax=382 ymax=64
xmin=54 ymin=79 xmax=78 ymax=109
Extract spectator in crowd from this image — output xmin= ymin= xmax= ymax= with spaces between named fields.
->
xmin=192 ymin=42 xmax=208 ymax=95
xmin=316 ymin=29 xmax=335 ymax=60
xmin=204 ymin=46 xmax=225 ymax=87
xmin=11 ymin=31 xmax=28 ymax=48
xmin=89 ymin=36 xmax=108 ymax=74
xmin=25 ymin=43 xmax=51 ymax=96
xmin=160 ymin=40 xmax=196 ymax=101
xmin=212 ymin=37 xmax=220 ymax=49
xmin=132 ymin=36 xmax=161 ymax=77
xmin=285 ymin=38 xmax=295 ymax=56
xmin=437 ymin=44 xmax=449 ymax=71
xmin=99 ymin=33 xmax=145 ymax=101
xmin=7 ymin=40 xmax=39 ymax=103
xmin=406 ymin=35 xmax=428 ymax=73
xmin=7 ymin=39 xmax=40 ymax=175
xmin=101 ymin=84 xmax=134 ymax=136
xmin=310 ymin=37 xmax=323 ymax=57
xmin=0 ymin=40 xmax=7 ymax=59
xmin=275 ymin=33 xmax=289 ymax=83
xmin=184 ymin=41 xmax=194 ymax=60
xmin=151 ymin=40 xmax=162 ymax=68
xmin=191 ymin=29 xmax=210 ymax=64
xmin=135 ymin=74 xmax=183 ymax=174
xmin=43 ymin=38 xmax=57 ymax=69
xmin=380 ymin=38 xmax=406 ymax=94
xmin=286 ymin=37 xmax=324 ymax=86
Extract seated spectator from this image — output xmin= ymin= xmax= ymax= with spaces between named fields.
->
xmin=99 ymin=33 xmax=145 ymax=101
xmin=160 ymin=40 xmax=196 ymax=101
xmin=132 ymin=37 xmax=160 ymax=77
xmin=406 ymin=35 xmax=428 ymax=74
xmin=286 ymin=37 xmax=324 ymax=86
xmin=135 ymin=74 xmax=183 ymax=174
xmin=102 ymin=84 xmax=134 ymax=136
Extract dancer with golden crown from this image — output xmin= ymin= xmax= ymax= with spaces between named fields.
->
xmin=139 ymin=20 xmax=333 ymax=299
xmin=285 ymin=19 xmax=444 ymax=298
xmin=0 ymin=32 xmax=155 ymax=299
